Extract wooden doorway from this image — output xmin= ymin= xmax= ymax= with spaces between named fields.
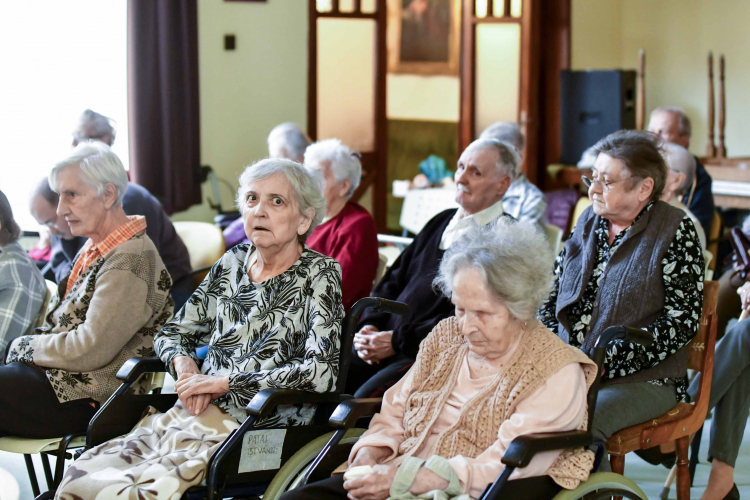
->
xmin=307 ymin=0 xmax=389 ymax=231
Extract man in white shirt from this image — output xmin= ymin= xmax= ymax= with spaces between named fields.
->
xmin=479 ymin=122 xmax=546 ymax=226
xmin=347 ymin=138 xmax=517 ymax=396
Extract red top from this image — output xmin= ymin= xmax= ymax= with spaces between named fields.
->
xmin=307 ymin=202 xmax=379 ymax=313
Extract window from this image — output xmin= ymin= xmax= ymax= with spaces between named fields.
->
xmin=0 ymin=0 xmax=128 ymax=231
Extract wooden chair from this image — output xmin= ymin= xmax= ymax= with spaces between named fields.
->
xmin=706 ymin=212 xmax=723 ymax=273
xmin=605 ymin=280 xmax=718 ymax=500
xmin=173 ymin=221 xmax=226 ymax=288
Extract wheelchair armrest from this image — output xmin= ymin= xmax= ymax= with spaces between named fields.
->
xmin=245 ymin=389 xmax=348 ymax=417
xmin=500 ymin=430 xmax=593 ymax=468
xmin=116 ymin=357 xmax=167 ymax=383
xmin=329 ymin=398 xmax=383 ymax=428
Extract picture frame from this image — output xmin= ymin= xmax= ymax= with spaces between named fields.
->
xmin=387 ymin=0 xmax=461 ymax=76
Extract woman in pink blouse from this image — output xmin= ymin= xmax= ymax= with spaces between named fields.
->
xmin=283 ymin=219 xmax=598 ymax=500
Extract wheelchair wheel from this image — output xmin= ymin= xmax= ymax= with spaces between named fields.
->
xmin=262 ymin=428 xmax=367 ymax=500
xmin=551 ymin=472 xmax=649 ymax=500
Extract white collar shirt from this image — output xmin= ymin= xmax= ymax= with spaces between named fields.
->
xmin=439 ymin=199 xmax=505 ymax=250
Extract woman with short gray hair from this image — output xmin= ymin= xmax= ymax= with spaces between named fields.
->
xmin=57 ymin=158 xmax=345 ymax=500
xmin=539 ymin=130 xmax=705 ymax=472
xmin=285 ymin=220 xmax=598 ymax=500
xmin=661 ymin=142 xmax=706 ymax=250
xmin=304 ymin=139 xmax=378 ymax=312
xmin=2 ymin=142 xmax=173 ymax=440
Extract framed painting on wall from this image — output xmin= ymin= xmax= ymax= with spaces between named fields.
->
xmin=387 ymin=0 xmax=461 ymax=76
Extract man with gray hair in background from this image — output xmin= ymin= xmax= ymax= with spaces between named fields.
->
xmin=648 ymin=106 xmax=715 ymax=235
xmin=346 ymin=138 xmax=517 ymax=397
xmin=479 ymin=121 xmax=546 ymax=226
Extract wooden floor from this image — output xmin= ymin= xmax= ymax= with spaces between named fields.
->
xmin=1 ymin=417 xmax=748 ymax=499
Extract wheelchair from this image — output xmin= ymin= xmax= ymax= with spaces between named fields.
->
xmin=284 ymin=326 xmax=660 ymax=500
xmin=36 ymin=296 xmax=409 ymax=500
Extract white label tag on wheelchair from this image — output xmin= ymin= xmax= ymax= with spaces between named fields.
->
xmin=238 ymin=428 xmax=286 ymax=473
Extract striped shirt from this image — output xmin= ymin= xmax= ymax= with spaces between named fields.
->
xmin=66 ymin=216 xmax=148 ymax=297
xmin=0 ymin=241 xmax=46 ymax=353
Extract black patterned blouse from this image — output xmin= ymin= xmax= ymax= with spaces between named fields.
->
xmin=155 ymin=244 xmax=344 ymax=424
xmin=538 ymin=202 xmax=704 ymax=401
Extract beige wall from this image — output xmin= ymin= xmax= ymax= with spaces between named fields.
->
xmin=172 ymin=0 xmax=308 ymax=223
xmin=387 ymin=74 xmax=459 ymax=122
xmin=572 ymin=0 xmax=750 ymax=157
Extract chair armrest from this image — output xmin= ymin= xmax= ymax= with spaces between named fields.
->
xmin=328 ymin=398 xmax=383 ymax=428
xmin=501 ymin=430 xmax=593 ymax=468
xmin=245 ymin=389 xmax=349 ymax=418
xmin=116 ymin=357 xmax=167 ymax=383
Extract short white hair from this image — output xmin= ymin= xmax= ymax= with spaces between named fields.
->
xmin=49 ymin=142 xmax=128 ymax=206
xmin=73 ymin=109 xmax=117 ymax=146
xmin=661 ymin=142 xmax=696 ymax=196
xmin=236 ymin=158 xmax=326 ymax=243
xmin=650 ymin=106 xmax=692 ymax=137
xmin=267 ymin=123 xmax=311 ymax=160
xmin=479 ymin=122 xmax=525 ymax=153
xmin=304 ymin=139 xmax=362 ymax=197
xmin=434 ymin=218 xmax=553 ymax=321
xmin=463 ymin=138 xmax=520 ymax=180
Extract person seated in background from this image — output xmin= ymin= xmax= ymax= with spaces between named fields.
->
xmin=30 ymin=178 xmax=193 ymax=309
xmin=685 ymin=284 xmax=750 ymax=500
xmin=304 ymin=139 xmax=378 ymax=312
xmin=56 ymin=158 xmax=343 ymax=500
xmin=0 ymin=142 xmax=173 ymax=439
xmin=284 ymin=220 xmax=597 ymax=500
xmin=346 ymin=138 xmax=517 ymax=397
xmin=224 ymin=122 xmax=312 ymax=248
xmin=71 ymin=109 xmax=117 ymax=147
xmin=661 ymin=142 xmax=706 ymax=250
xmin=479 ymin=121 xmax=546 ymax=226
xmin=648 ymin=106 xmax=715 ymax=235
xmin=538 ymin=130 xmax=704 ymax=469
xmin=0 ymin=190 xmax=46 ymax=354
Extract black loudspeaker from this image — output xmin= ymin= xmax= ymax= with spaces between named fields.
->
xmin=559 ymin=70 xmax=636 ymax=165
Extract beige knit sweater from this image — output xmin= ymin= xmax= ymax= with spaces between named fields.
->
xmin=5 ymin=231 xmax=174 ymax=404
xmin=390 ymin=317 xmax=598 ymax=490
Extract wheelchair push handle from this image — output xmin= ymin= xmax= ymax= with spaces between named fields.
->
xmin=349 ymin=297 xmax=410 ymax=320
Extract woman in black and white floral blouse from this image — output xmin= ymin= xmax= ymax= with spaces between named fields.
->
xmin=538 ymin=131 xmax=704 ymax=472
xmin=56 ymin=158 xmax=345 ymax=500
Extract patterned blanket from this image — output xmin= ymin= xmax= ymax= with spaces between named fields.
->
xmin=55 ymin=402 xmax=239 ymax=500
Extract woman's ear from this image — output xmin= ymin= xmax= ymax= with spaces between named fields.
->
xmin=298 ymin=207 xmax=315 ymax=236
xmin=639 ymin=177 xmax=655 ymax=202
xmin=102 ymin=183 xmax=118 ymax=209
xmin=337 ymin=179 xmax=351 ymax=198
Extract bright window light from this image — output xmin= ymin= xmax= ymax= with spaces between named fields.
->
xmin=0 ymin=0 xmax=128 ymax=231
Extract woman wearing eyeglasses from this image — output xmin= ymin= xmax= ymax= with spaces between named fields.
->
xmin=538 ymin=130 xmax=705 ymax=472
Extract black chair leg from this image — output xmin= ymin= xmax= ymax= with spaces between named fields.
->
xmin=34 ymin=491 xmax=56 ymax=500
xmin=41 ymin=452 xmax=54 ymax=489
xmin=24 ymin=454 xmax=41 ymax=497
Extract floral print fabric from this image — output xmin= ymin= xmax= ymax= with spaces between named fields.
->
xmin=154 ymin=244 xmax=344 ymax=424
xmin=55 ymin=401 xmax=240 ymax=500
xmin=539 ymin=202 xmax=704 ymax=401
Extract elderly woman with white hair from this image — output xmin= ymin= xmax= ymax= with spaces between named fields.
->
xmin=661 ymin=142 xmax=706 ymax=250
xmin=55 ymin=158 xmax=344 ymax=500
xmin=304 ymin=138 xmax=378 ymax=312
xmin=1 ymin=142 xmax=173 ymax=439
xmin=283 ymin=220 xmax=597 ymax=500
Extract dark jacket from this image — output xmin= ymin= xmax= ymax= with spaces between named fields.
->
xmin=683 ymin=157 xmax=714 ymax=236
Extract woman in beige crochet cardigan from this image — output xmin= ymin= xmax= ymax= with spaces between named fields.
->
xmin=284 ymin=219 xmax=598 ymax=500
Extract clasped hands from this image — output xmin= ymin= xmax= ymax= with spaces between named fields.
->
xmin=353 ymin=325 xmax=396 ymax=365
xmin=344 ymin=446 xmax=449 ymax=500
xmin=172 ymin=356 xmax=230 ymax=416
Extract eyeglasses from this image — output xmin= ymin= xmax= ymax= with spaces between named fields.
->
xmin=581 ymin=175 xmax=635 ymax=193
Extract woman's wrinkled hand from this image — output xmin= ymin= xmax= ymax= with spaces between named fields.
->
xmin=349 ymin=446 xmax=391 ymax=468
xmin=408 ymin=467 xmax=450 ymax=496
xmin=175 ymin=373 xmax=229 ymax=416
xmin=343 ymin=464 xmax=397 ymax=500
xmin=173 ymin=356 xmax=201 ymax=379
